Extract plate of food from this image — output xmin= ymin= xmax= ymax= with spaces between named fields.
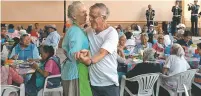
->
xmin=15 ymin=60 xmax=24 ymax=64
xmin=19 ymin=64 xmax=31 ymax=68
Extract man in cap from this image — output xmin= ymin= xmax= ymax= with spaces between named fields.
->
xmin=43 ymin=24 xmax=60 ymax=50
xmin=188 ymin=0 xmax=200 ymax=36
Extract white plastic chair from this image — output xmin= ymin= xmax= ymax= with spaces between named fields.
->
xmin=1 ymin=83 xmax=25 ymax=96
xmin=156 ymin=69 xmax=197 ymax=96
xmin=37 ymin=74 xmax=63 ymax=96
xmin=120 ymin=73 xmax=160 ymax=96
xmin=193 ymin=73 xmax=201 ymax=89
xmin=183 ymin=84 xmax=189 ymax=96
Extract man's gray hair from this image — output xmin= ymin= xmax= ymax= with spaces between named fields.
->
xmin=171 ymin=43 xmax=185 ymax=57
xmin=90 ymin=3 xmax=110 ymax=20
xmin=68 ymin=1 xmax=84 ymax=21
xmin=143 ymin=48 xmax=156 ymax=61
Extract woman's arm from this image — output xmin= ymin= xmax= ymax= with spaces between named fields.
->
xmin=10 ymin=67 xmax=23 ymax=84
xmin=31 ymin=63 xmax=49 ymax=77
xmin=36 ymin=68 xmax=49 ymax=77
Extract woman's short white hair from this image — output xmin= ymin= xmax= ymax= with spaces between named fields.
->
xmin=68 ymin=1 xmax=84 ymax=21
xmin=143 ymin=48 xmax=156 ymax=61
xmin=171 ymin=43 xmax=185 ymax=57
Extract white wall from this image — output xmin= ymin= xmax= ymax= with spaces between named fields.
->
xmin=1 ymin=0 xmax=175 ymax=21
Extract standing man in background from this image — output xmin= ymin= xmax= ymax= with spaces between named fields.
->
xmin=188 ymin=0 xmax=200 ymax=36
xmin=171 ymin=1 xmax=182 ymax=35
xmin=43 ymin=24 xmax=60 ymax=51
xmin=146 ymin=4 xmax=155 ymax=29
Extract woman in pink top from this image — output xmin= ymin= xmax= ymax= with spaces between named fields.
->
xmin=31 ymin=45 xmax=60 ymax=76
xmin=1 ymin=60 xmax=23 ymax=85
xmin=26 ymin=45 xmax=60 ymax=96
xmin=152 ymin=34 xmax=165 ymax=58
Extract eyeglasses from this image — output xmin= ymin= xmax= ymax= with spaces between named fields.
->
xmin=89 ymin=15 xmax=106 ymax=21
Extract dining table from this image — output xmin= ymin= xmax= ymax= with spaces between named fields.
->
xmin=6 ymin=60 xmax=38 ymax=83
xmin=124 ymin=56 xmax=200 ymax=72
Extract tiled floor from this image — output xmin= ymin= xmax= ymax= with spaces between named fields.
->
xmin=56 ymin=48 xmax=66 ymax=63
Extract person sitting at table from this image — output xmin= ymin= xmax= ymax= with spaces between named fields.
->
xmin=152 ymin=34 xmax=165 ymax=58
xmin=174 ymin=24 xmax=186 ymax=40
xmin=25 ymin=45 xmax=61 ymax=96
xmin=163 ymin=44 xmax=190 ymax=88
xmin=125 ymin=26 xmax=133 ymax=39
xmin=177 ymin=30 xmax=193 ymax=47
xmin=132 ymin=24 xmax=141 ymax=36
xmin=147 ymin=25 xmax=157 ymax=44
xmin=9 ymin=34 xmax=40 ymax=61
xmin=1 ymin=60 xmax=24 ymax=96
xmin=197 ymin=43 xmax=201 ymax=66
xmin=125 ymin=48 xmax=162 ymax=94
xmin=1 ymin=60 xmax=24 ymax=85
xmin=118 ymin=35 xmax=127 ymax=59
xmin=135 ymin=33 xmax=152 ymax=54
xmin=116 ymin=26 xmax=124 ymax=38
xmin=1 ymin=28 xmax=9 ymax=44
xmin=125 ymin=38 xmax=136 ymax=56
xmin=194 ymin=43 xmax=201 ymax=93
xmin=7 ymin=24 xmax=20 ymax=39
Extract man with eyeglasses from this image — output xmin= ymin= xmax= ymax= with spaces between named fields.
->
xmin=75 ymin=3 xmax=119 ymax=96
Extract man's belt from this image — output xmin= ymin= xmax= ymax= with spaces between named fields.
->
xmin=192 ymin=14 xmax=198 ymax=16
xmin=173 ymin=15 xmax=181 ymax=17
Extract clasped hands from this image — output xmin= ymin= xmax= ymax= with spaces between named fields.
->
xmin=74 ymin=49 xmax=92 ymax=65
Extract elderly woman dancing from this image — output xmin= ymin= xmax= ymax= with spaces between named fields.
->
xmin=61 ymin=1 xmax=92 ymax=96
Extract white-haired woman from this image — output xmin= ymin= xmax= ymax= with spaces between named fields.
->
xmin=163 ymin=43 xmax=190 ymax=76
xmin=126 ymin=48 xmax=161 ymax=94
xmin=163 ymin=44 xmax=190 ymax=89
xmin=61 ymin=1 xmax=92 ymax=96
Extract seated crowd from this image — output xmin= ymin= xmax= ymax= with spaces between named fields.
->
xmin=116 ymin=23 xmax=201 ymax=95
xmin=1 ymin=21 xmax=201 ymax=96
xmin=1 ymin=23 xmax=61 ymax=96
